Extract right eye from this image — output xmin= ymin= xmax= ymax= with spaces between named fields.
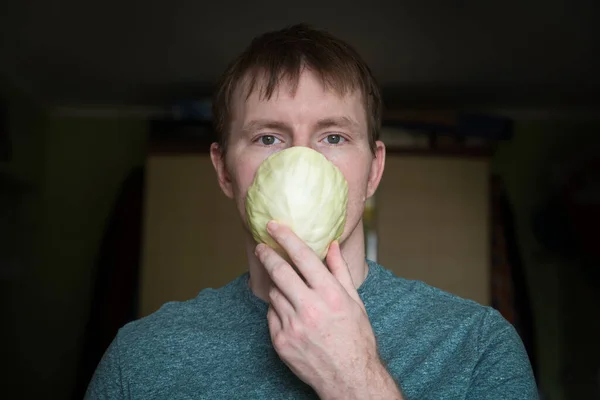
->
xmin=258 ymin=135 xmax=281 ymax=146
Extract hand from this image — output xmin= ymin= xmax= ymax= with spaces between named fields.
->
xmin=254 ymin=221 xmax=402 ymax=399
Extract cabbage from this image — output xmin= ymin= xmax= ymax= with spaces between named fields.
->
xmin=245 ymin=146 xmax=348 ymax=260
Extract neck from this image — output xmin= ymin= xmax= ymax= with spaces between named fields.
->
xmin=245 ymin=221 xmax=369 ymax=302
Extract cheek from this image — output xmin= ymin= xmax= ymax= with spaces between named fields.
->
xmin=336 ymin=158 xmax=372 ymax=201
xmin=227 ymin=152 xmax=266 ymax=225
xmin=337 ymin=162 xmax=372 ymax=223
xmin=231 ymin=168 xmax=255 ymax=199
xmin=229 ymin=145 xmax=285 ymax=199
xmin=228 ymin=153 xmax=260 ymax=196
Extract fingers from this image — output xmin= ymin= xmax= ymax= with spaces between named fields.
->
xmin=326 ymin=241 xmax=364 ymax=308
xmin=255 ymin=243 xmax=310 ymax=309
xmin=325 ymin=241 xmax=354 ymax=290
xmin=267 ymin=305 xmax=282 ymax=335
xmin=268 ymin=285 xmax=294 ymax=326
xmin=266 ymin=221 xmax=335 ymax=289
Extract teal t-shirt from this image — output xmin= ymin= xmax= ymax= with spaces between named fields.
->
xmin=85 ymin=261 xmax=538 ymax=399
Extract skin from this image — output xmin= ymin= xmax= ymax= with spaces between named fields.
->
xmin=210 ymin=69 xmax=403 ymax=399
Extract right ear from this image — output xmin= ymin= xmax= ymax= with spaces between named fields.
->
xmin=210 ymin=143 xmax=234 ymax=199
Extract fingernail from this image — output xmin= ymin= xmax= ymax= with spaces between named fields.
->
xmin=266 ymin=220 xmax=279 ymax=233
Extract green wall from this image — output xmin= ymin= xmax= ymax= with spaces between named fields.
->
xmin=0 ymin=82 xmax=47 ymax=399
xmin=40 ymin=116 xmax=147 ymax=398
xmin=493 ymin=119 xmax=600 ymax=400
xmin=1 ymin=84 xmax=147 ymax=399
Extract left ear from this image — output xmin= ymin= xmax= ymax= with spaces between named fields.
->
xmin=366 ymin=140 xmax=386 ymax=198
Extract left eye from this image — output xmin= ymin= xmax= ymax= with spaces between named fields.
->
xmin=324 ymin=134 xmax=345 ymax=145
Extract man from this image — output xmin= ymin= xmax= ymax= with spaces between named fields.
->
xmin=86 ymin=24 xmax=538 ymax=399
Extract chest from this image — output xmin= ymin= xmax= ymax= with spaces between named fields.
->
xmin=127 ymin=320 xmax=476 ymax=400
xmin=127 ymin=328 xmax=318 ymax=400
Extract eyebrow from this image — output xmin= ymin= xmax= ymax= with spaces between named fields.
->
xmin=241 ymin=116 xmax=361 ymax=136
xmin=241 ymin=119 xmax=293 ymax=136
xmin=315 ymin=116 xmax=361 ymax=133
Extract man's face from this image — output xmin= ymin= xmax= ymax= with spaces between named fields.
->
xmin=211 ymin=69 xmax=385 ymax=245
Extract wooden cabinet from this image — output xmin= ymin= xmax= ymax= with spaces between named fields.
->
xmin=376 ymin=156 xmax=490 ymax=305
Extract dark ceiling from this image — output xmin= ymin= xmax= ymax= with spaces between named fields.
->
xmin=1 ymin=0 xmax=599 ymax=109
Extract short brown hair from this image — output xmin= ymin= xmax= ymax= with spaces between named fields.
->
xmin=212 ymin=23 xmax=382 ymax=156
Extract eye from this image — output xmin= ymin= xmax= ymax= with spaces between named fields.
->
xmin=257 ymin=135 xmax=282 ymax=146
xmin=323 ymin=134 xmax=345 ymax=145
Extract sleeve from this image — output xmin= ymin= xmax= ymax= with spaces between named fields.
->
xmin=466 ymin=308 xmax=539 ymax=400
xmin=84 ymin=333 xmax=127 ymax=400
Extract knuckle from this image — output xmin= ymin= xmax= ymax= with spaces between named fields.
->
xmin=294 ymin=246 xmax=313 ymax=263
xmin=301 ymin=305 xmax=321 ymax=326
xmin=273 ymin=331 xmax=288 ymax=349
xmin=268 ymin=287 xmax=279 ymax=302
xmin=325 ymin=290 xmax=344 ymax=311
xmin=270 ymin=262 xmax=288 ymax=282
xmin=288 ymin=318 xmax=304 ymax=338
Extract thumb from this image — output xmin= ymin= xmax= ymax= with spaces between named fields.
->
xmin=326 ymin=241 xmax=362 ymax=304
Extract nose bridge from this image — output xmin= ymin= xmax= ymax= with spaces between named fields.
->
xmin=291 ymin=125 xmax=313 ymax=149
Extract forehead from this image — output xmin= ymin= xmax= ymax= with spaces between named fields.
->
xmin=230 ymin=70 xmax=367 ymax=126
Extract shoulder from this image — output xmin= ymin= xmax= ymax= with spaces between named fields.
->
xmin=365 ymin=261 xmax=522 ymax=355
xmin=117 ymin=274 xmax=248 ymax=353
xmin=364 ymin=261 xmax=492 ymax=325
xmin=86 ymin=275 xmax=252 ymax=398
xmin=366 ymin=262 xmax=537 ymax=398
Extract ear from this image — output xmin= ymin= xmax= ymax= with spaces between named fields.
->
xmin=366 ymin=140 xmax=386 ymax=198
xmin=210 ymin=143 xmax=234 ymax=199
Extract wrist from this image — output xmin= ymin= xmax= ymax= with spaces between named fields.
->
xmin=317 ymin=358 xmax=403 ymax=400
xmin=365 ymin=359 xmax=404 ymax=400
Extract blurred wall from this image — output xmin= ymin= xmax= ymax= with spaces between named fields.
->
xmin=0 ymin=81 xmax=47 ymax=400
xmin=40 ymin=116 xmax=147 ymax=398
xmin=0 ymin=84 xmax=147 ymax=399
xmin=493 ymin=120 xmax=600 ymax=400
xmin=377 ymin=156 xmax=490 ymax=305
xmin=140 ymin=154 xmax=248 ymax=316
